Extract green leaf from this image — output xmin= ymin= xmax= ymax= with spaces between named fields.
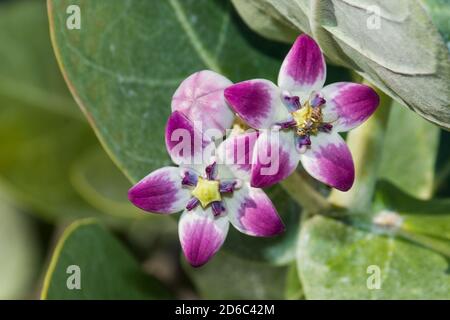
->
xmin=297 ymin=215 xmax=450 ymax=299
xmin=379 ymin=102 xmax=440 ymax=199
xmin=42 ymin=219 xmax=171 ymax=299
xmin=48 ymin=0 xmax=286 ymax=182
xmin=232 ymin=0 xmax=312 ymax=38
xmin=184 ymin=251 xmax=288 ymax=299
xmin=223 ymin=184 xmax=300 ymax=265
xmin=0 ymin=193 xmax=41 ymax=299
xmin=230 ymin=0 xmax=299 ymax=43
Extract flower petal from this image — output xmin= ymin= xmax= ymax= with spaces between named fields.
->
xmin=172 ymin=70 xmax=234 ymax=134
xmin=278 ymin=34 xmax=326 ymax=95
xmin=300 ymin=132 xmax=355 ymax=191
xmin=178 ymin=207 xmax=229 ymax=267
xmin=321 ymin=82 xmax=380 ymax=132
xmin=225 ymin=184 xmax=285 ymax=237
xmin=224 ymin=79 xmax=289 ymax=129
xmin=251 ymin=130 xmax=301 ymax=188
xmin=128 ymin=167 xmax=190 ymax=214
xmin=165 ymin=111 xmax=213 ymax=166
xmin=216 ymin=130 xmax=259 ymax=180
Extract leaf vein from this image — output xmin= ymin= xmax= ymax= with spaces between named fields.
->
xmin=64 ymin=42 xmax=183 ymax=87
xmin=168 ymin=0 xmax=223 ymax=73
xmin=214 ymin=2 xmax=231 ymax=59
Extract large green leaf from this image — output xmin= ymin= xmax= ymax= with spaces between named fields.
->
xmin=297 ymin=215 xmax=450 ymax=299
xmin=230 ymin=0 xmax=299 ymax=43
xmin=379 ymin=102 xmax=440 ymax=199
xmin=0 ymin=193 xmax=41 ymax=299
xmin=42 ymin=219 xmax=171 ymax=299
xmin=306 ymin=181 xmax=450 ymax=299
xmin=232 ymin=0 xmax=450 ymax=129
xmin=48 ymin=0 xmax=287 ymax=182
xmin=184 ymin=251 xmax=288 ymax=299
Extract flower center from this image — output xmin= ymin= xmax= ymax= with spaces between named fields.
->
xmin=291 ymin=103 xmax=323 ymax=137
xmin=191 ymin=177 xmax=221 ymax=208
xmin=279 ymin=93 xmax=333 ymax=151
xmin=182 ymin=161 xmax=240 ymax=216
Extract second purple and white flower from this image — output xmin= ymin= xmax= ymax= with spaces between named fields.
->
xmin=224 ymin=35 xmax=380 ymax=191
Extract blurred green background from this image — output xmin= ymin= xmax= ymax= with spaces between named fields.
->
xmin=0 ymin=0 xmax=449 ymax=299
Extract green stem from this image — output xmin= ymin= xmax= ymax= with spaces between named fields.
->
xmin=280 ymin=171 xmax=330 ymax=214
xmin=328 ymin=84 xmax=392 ymax=211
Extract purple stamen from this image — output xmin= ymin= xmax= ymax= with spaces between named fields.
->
xmin=282 ymin=94 xmax=301 ymax=112
xmin=298 ymin=135 xmax=311 ymax=147
xmin=186 ymin=197 xmax=200 ymax=211
xmin=277 ymin=119 xmax=297 ymax=129
xmin=205 ymin=161 xmax=218 ymax=180
xmin=319 ymin=123 xmax=333 ymax=133
xmin=296 ymin=135 xmax=311 ymax=153
xmin=211 ymin=201 xmax=226 ymax=216
xmin=310 ymin=94 xmax=326 ymax=108
xmin=219 ymin=180 xmax=237 ymax=193
xmin=182 ymin=170 xmax=198 ymax=187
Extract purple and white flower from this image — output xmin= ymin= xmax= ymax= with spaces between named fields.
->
xmin=224 ymin=35 xmax=380 ymax=191
xmin=128 ymin=71 xmax=284 ymax=267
